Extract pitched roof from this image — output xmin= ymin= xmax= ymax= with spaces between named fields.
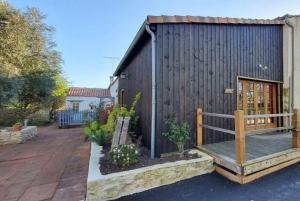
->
xmin=114 ymin=15 xmax=285 ymax=76
xmin=147 ymin=15 xmax=284 ymax=25
xmin=68 ymin=87 xmax=110 ymax=97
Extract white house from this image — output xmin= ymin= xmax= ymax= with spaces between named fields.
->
xmin=66 ymin=87 xmax=112 ymax=111
xmin=108 ymin=77 xmax=119 ymax=104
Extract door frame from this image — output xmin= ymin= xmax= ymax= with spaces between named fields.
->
xmin=236 ymin=76 xmax=282 ymax=131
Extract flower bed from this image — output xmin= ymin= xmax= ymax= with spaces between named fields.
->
xmin=86 ymin=142 xmax=214 ymax=201
xmin=100 ymin=144 xmax=199 ymax=175
xmin=0 ymin=126 xmax=37 ymax=145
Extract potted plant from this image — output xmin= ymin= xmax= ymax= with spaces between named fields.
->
xmin=12 ymin=120 xmax=23 ymax=131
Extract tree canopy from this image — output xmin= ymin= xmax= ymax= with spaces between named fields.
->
xmin=0 ymin=1 xmax=67 ymax=119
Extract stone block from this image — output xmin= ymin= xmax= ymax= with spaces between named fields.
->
xmin=0 ymin=126 xmax=37 ymax=145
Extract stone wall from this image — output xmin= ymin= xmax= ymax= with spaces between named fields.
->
xmin=0 ymin=126 xmax=37 ymax=145
xmin=86 ymin=143 xmax=214 ymax=201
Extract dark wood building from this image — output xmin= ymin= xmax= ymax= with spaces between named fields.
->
xmin=114 ymin=16 xmax=285 ymax=157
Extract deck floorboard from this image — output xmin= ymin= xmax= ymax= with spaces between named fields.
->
xmin=203 ymin=132 xmax=292 ymax=161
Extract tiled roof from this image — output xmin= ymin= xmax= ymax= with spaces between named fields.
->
xmin=68 ymin=87 xmax=110 ymax=97
xmin=147 ymin=15 xmax=285 ymax=25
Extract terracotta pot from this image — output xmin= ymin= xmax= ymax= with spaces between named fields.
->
xmin=12 ymin=125 xmax=22 ymax=131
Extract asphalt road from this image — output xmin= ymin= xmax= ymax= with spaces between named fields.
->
xmin=117 ymin=163 xmax=300 ymax=201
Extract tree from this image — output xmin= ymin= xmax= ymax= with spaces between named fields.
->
xmin=8 ymin=71 xmax=57 ymax=119
xmin=0 ymin=1 xmax=65 ymax=120
xmin=50 ymin=75 xmax=68 ymax=118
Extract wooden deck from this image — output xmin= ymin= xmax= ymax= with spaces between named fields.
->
xmin=204 ymin=132 xmax=292 ymax=161
xmin=197 ymin=132 xmax=300 ymax=184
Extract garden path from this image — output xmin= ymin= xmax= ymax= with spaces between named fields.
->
xmin=0 ymin=124 xmax=90 ymax=201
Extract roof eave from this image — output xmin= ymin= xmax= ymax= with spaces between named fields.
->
xmin=113 ymin=21 xmax=147 ymax=76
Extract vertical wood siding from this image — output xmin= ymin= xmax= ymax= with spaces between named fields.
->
xmin=155 ymin=24 xmax=283 ymax=156
xmin=118 ymin=38 xmax=152 ymax=148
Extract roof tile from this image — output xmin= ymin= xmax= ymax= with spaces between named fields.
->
xmin=68 ymin=87 xmax=110 ymax=97
xmin=147 ymin=15 xmax=285 ymax=25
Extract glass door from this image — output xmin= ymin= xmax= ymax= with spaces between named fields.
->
xmin=238 ymin=79 xmax=277 ymax=130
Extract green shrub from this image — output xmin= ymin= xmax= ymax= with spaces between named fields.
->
xmin=101 ymin=105 xmax=130 ymax=133
xmin=90 ymin=128 xmax=111 ymax=146
xmin=84 ymin=121 xmax=98 ymax=139
xmin=13 ymin=120 xmax=23 ymax=126
xmin=28 ymin=120 xmax=50 ymax=126
xmin=102 ymin=92 xmax=141 ymax=133
xmin=0 ymin=119 xmax=15 ymax=127
xmin=162 ymin=119 xmax=190 ymax=158
xmin=109 ymin=144 xmax=139 ymax=167
xmin=84 ymin=121 xmax=111 ymax=145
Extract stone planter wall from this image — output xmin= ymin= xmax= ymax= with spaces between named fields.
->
xmin=86 ymin=143 xmax=214 ymax=201
xmin=0 ymin=126 xmax=38 ymax=145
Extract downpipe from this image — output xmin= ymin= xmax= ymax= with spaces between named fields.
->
xmin=145 ymin=23 xmax=156 ymax=158
xmin=285 ymin=16 xmax=295 ymax=127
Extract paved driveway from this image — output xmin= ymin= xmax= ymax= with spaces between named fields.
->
xmin=0 ymin=124 xmax=90 ymax=201
xmin=118 ymin=163 xmax=300 ymax=201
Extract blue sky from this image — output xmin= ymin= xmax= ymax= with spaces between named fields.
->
xmin=9 ymin=0 xmax=300 ymax=88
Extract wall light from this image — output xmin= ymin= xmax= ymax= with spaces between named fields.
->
xmin=120 ymin=73 xmax=126 ymax=79
xmin=258 ymin=64 xmax=268 ymax=70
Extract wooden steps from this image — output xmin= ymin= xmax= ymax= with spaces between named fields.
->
xmin=197 ymin=145 xmax=300 ymax=184
xmin=215 ymin=156 xmax=300 ymax=184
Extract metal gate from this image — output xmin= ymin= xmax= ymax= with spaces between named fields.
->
xmin=57 ymin=110 xmax=97 ymax=127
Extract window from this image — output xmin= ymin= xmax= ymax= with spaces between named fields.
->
xmin=72 ymin=101 xmax=80 ymax=111
xmin=120 ymin=89 xmax=125 ymax=107
xmin=257 ymin=83 xmax=265 ymax=124
xmin=238 ymin=81 xmax=243 ymax=110
xmin=237 ymin=79 xmax=277 ymax=130
xmin=246 ymin=82 xmax=255 ymax=125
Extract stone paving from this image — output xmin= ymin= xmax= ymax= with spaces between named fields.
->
xmin=0 ymin=124 xmax=90 ymax=201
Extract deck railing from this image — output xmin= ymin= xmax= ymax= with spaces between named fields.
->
xmin=197 ymin=108 xmax=300 ymax=164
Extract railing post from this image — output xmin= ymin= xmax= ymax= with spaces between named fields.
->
xmin=234 ymin=110 xmax=246 ymax=164
xmin=197 ymin=108 xmax=203 ymax=146
xmin=292 ymin=108 xmax=300 ymax=148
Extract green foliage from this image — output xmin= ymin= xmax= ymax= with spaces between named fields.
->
xmin=162 ymin=119 xmax=190 ymax=157
xmin=129 ymin=92 xmax=141 ymax=132
xmin=0 ymin=2 xmax=64 ymax=119
xmin=14 ymin=120 xmax=23 ymax=126
xmin=101 ymin=105 xmax=130 ymax=133
xmin=102 ymin=92 xmax=141 ymax=133
xmin=109 ymin=144 xmax=139 ymax=167
xmin=50 ymin=75 xmax=68 ymax=114
xmin=0 ymin=119 xmax=15 ymax=127
xmin=84 ymin=121 xmax=99 ymax=139
xmin=129 ymin=92 xmax=141 ymax=114
xmin=90 ymin=128 xmax=108 ymax=146
xmin=6 ymin=71 xmax=57 ymax=119
xmin=84 ymin=121 xmax=112 ymax=146
xmin=27 ymin=120 xmax=50 ymax=126
xmin=83 ymin=127 xmax=92 ymax=138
